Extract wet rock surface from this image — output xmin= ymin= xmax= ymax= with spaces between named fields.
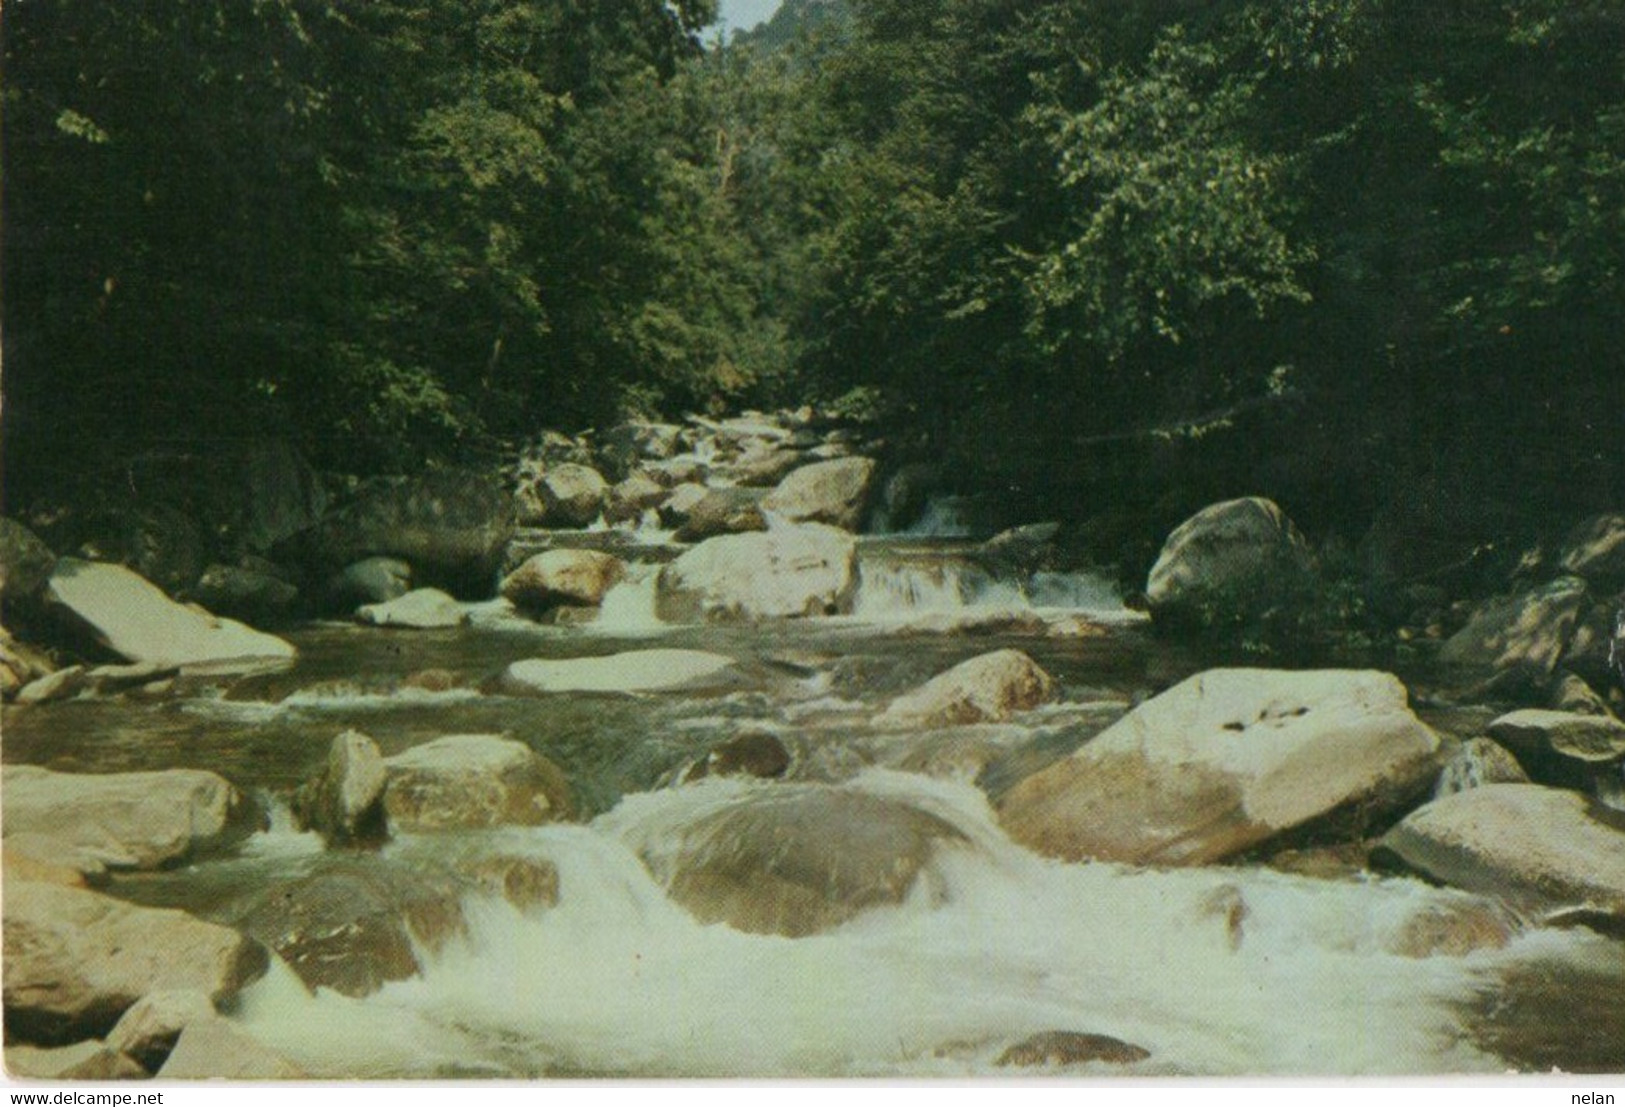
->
xmin=383 ymin=734 xmax=573 ymax=831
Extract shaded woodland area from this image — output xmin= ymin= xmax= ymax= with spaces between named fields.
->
xmin=5 ymin=0 xmax=1625 ymax=574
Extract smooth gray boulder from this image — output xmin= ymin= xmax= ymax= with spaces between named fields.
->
xmin=45 ymin=558 xmax=296 ymax=669
xmin=1145 ymin=497 xmax=1317 ymax=630
xmin=3 ymin=881 xmax=268 ymax=1045
xmin=656 ymin=523 xmax=858 ymax=623
xmin=3 ymin=765 xmax=257 ymax=872
xmin=998 ymin=669 xmax=1442 ymax=866
xmin=328 ymin=556 xmax=412 ymax=606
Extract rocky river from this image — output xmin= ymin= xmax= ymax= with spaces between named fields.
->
xmin=2 ymin=411 xmax=1623 ymax=1079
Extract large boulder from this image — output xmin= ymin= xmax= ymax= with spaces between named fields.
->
xmin=878 ymin=649 xmax=1058 ymax=728
xmin=228 ymin=863 xmax=466 ymax=998
xmin=501 ymin=550 xmax=625 ymax=613
xmin=3 ymin=766 xmax=259 ymax=872
xmin=190 ymin=562 xmax=300 ymax=624
xmin=49 ymin=503 xmax=211 ymax=598
xmin=656 ymin=523 xmax=858 ymax=623
xmin=657 ymin=482 xmax=711 ymax=529
xmin=674 ymin=488 xmax=769 ymax=542
xmin=327 ymin=556 xmax=412 ymax=607
xmin=356 ymin=587 xmax=468 ymax=629
xmin=626 ymin=784 xmax=970 ymax=937
xmin=104 ymin=990 xmax=216 ymax=1073
xmin=598 ymin=421 xmax=684 ymax=476
xmin=603 ymin=473 xmax=668 ymax=526
xmin=1144 ymin=497 xmax=1317 ymax=631
xmin=998 ymin=669 xmax=1443 ymax=866
xmin=383 ymin=735 xmax=573 ymax=831
xmin=3 ymin=881 xmax=268 ymax=1045
xmin=281 ymin=469 xmax=513 ymax=597
xmin=515 ymin=462 xmax=609 ymax=529
xmin=1438 ymin=576 xmax=1589 ymax=690
xmin=1487 ymin=709 xmax=1625 ymax=765
xmin=762 ymin=457 xmax=878 ymax=532
xmin=1374 ymin=784 xmax=1625 ymax=923
xmin=45 ymin=559 xmax=297 ymax=669
xmin=502 ymin=649 xmax=740 ymax=695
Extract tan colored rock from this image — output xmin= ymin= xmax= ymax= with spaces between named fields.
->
xmin=1375 ymin=784 xmax=1625 ymax=920
xmin=1438 ymin=576 xmax=1588 ymax=686
xmin=1145 ymin=498 xmax=1317 ymax=629
xmin=1385 ymin=899 xmax=1515 ymax=959
xmin=501 ymin=549 xmax=626 ymax=613
xmin=1487 ymin=708 xmax=1625 ymax=763
xmin=879 ymin=649 xmax=1058 ymax=728
xmin=3 ymin=766 xmax=256 ymax=871
xmin=45 ymin=558 xmax=296 ymax=670
xmin=516 ymin=462 xmax=608 ymax=528
xmin=384 ymin=734 xmax=572 ymax=831
xmin=657 ymin=523 xmax=858 ymax=623
xmin=5 ymin=1040 xmax=147 ymax=1080
xmin=15 ymin=664 xmax=89 ymax=705
xmin=1558 ymin=513 xmax=1625 ymax=584
xmin=762 ymin=457 xmax=877 ymax=532
xmin=996 ymin=1031 xmax=1150 ymax=1068
xmin=3 ymin=881 xmax=267 ymax=1044
xmin=292 ymin=730 xmax=389 ymax=845
xmin=105 ymin=990 xmax=216 ymax=1073
xmin=998 ymin=669 xmax=1442 ymax=866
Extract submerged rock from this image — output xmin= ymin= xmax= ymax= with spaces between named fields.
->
xmin=45 ymin=558 xmax=296 ymax=669
xmin=383 ymin=734 xmax=573 ymax=831
xmin=996 ymin=1030 xmax=1150 ymax=1068
xmin=502 ymin=649 xmax=739 ymax=695
xmin=656 ymin=523 xmax=858 ymax=622
xmin=997 ymin=669 xmax=1442 ymax=866
xmin=501 ymin=549 xmax=625 ymax=613
xmin=3 ymin=881 xmax=267 ymax=1045
xmin=1144 ymin=497 xmax=1317 ymax=631
xmin=1374 ymin=784 xmax=1625 ymax=923
xmin=633 ymin=784 xmax=970 ymax=937
xmin=682 ymin=731 xmax=794 ymax=783
xmin=356 ymin=587 xmax=468 ymax=629
xmin=3 ymin=765 xmax=259 ymax=872
xmin=761 ymin=457 xmax=877 ymax=532
xmin=879 ymin=649 xmax=1058 ymax=728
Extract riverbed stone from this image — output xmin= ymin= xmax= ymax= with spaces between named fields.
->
xmin=1487 ymin=708 xmax=1625 ymax=764
xmin=762 ymin=457 xmax=877 ymax=532
xmin=997 ymin=669 xmax=1443 ymax=866
xmin=502 ymin=649 xmax=739 ymax=695
xmin=516 ymin=462 xmax=609 ymax=528
xmin=501 ymin=549 xmax=626 ymax=613
xmin=3 ymin=880 xmax=268 ymax=1045
xmin=230 ymin=863 xmax=466 ymax=998
xmin=604 ymin=473 xmax=668 ymax=525
xmin=191 ymin=562 xmax=300 ymax=623
xmin=383 ymin=734 xmax=573 ymax=831
xmin=15 ymin=663 xmax=89 ymax=705
xmin=1374 ymin=784 xmax=1625 ymax=922
xmin=356 ymin=587 xmax=468 ymax=629
xmin=632 ymin=784 xmax=970 ymax=937
xmin=724 ymin=442 xmax=806 ymax=487
xmin=5 ymin=1040 xmax=148 ymax=1080
xmin=0 ymin=517 xmax=57 ymax=612
xmin=674 ymin=487 xmax=769 ymax=542
xmin=657 ymin=523 xmax=858 ymax=622
xmin=3 ymin=765 xmax=259 ymax=872
xmin=104 ymin=989 xmax=216 ymax=1073
xmin=1144 ymin=497 xmax=1317 ymax=631
xmin=1434 ymin=737 xmax=1529 ymax=797
xmin=657 ymin=481 xmax=711 ymax=528
xmin=1437 ymin=576 xmax=1588 ymax=690
xmin=879 ymin=649 xmax=1058 ymax=728
xmin=45 ymin=558 xmax=297 ymax=669
xmin=157 ymin=1017 xmax=305 ymax=1079
xmin=996 ymin=1030 xmax=1151 ymax=1068
xmin=293 ymin=730 xmax=389 ymax=846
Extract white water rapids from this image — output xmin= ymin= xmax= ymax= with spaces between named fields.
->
xmin=223 ymin=771 xmax=1612 ymax=1079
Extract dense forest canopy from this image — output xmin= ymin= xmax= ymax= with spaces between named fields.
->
xmin=4 ymin=0 xmax=1623 ymax=552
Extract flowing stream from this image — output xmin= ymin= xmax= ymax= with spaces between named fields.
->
xmin=5 ymin=537 xmax=1623 ymax=1077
